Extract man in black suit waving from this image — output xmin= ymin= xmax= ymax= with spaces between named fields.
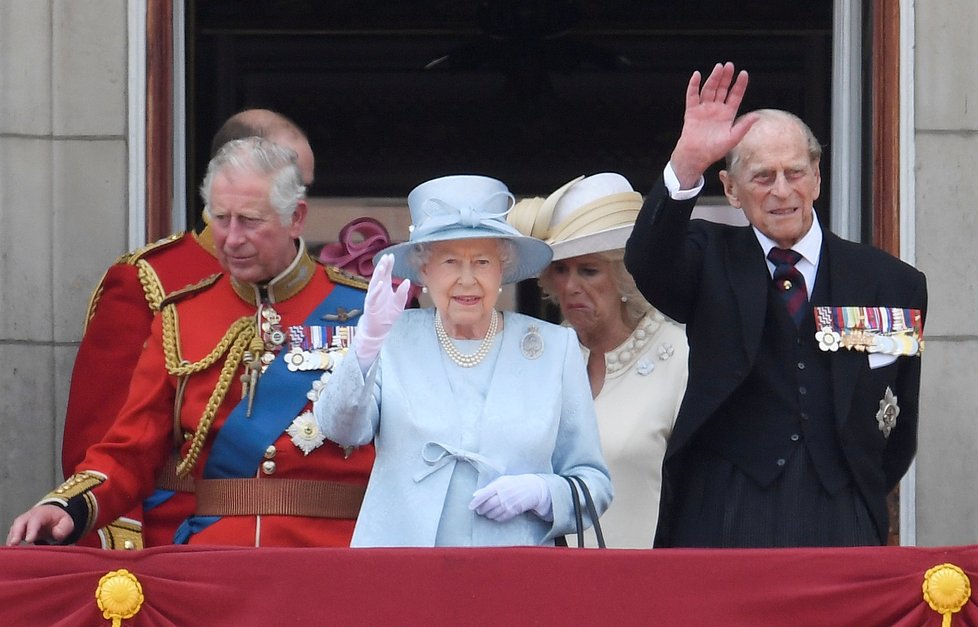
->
xmin=625 ymin=62 xmax=927 ymax=548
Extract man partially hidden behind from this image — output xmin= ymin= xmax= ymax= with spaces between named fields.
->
xmin=11 ymin=136 xmax=372 ymax=548
xmin=60 ymin=109 xmax=315 ymax=549
xmin=625 ymin=62 xmax=927 ymax=547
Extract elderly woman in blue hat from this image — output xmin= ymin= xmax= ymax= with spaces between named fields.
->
xmin=313 ymin=174 xmax=611 ymax=547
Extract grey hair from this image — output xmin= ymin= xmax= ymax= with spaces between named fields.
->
xmin=725 ymin=109 xmax=822 ymax=176
xmin=200 ymin=136 xmax=306 ymax=225
xmin=538 ymin=249 xmax=651 ymax=327
xmin=410 ymin=238 xmax=517 ymax=282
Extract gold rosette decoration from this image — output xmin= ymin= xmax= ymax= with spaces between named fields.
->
xmin=923 ymin=563 xmax=971 ymax=627
xmin=96 ymin=569 xmax=144 ymax=626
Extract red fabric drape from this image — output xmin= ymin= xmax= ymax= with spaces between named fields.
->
xmin=1 ymin=544 xmax=975 ymax=626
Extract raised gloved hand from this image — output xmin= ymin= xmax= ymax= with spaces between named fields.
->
xmin=354 ymin=253 xmax=412 ymax=371
xmin=469 ymin=474 xmax=552 ymax=523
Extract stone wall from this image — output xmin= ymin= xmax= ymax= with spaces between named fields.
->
xmin=0 ymin=0 xmax=128 ymax=531
xmin=912 ymin=0 xmax=978 ymax=546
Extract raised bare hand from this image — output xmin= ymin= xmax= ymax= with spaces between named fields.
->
xmin=6 ymin=504 xmax=74 ymax=546
xmin=670 ymin=62 xmax=759 ymax=188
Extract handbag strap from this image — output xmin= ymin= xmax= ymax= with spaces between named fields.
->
xmin=562 ymin=475 xmax=585 ymax=548
xmin=568 ymin=475 xmax=606 ymax=548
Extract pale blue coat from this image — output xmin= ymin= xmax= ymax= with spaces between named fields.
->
xmin=314 ymin=309 xmax=612 ymax=547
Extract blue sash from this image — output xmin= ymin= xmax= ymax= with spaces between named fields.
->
xmin=174 ymin=281 xmax=364 ymax=543
xmin=144 ymin=488 xmax=174 ymax=511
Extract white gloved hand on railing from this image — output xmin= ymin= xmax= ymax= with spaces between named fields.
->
xmin=353 ymin=253 xmax=412 ymax=372
xmin=469 ymin=474 xmax=552 ymax=522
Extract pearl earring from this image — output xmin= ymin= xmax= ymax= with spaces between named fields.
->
xmin=621 ymin=295 xmax=629 ymax=303
xmin=422 ymin=286 xmax=428 ymax=294
xmin=498 ymin=287 xmax=503 ymax=293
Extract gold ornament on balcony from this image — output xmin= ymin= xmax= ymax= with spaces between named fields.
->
xmin=96 ymin=569 xmax=144 ymax=626
xmin=923 ymin=562 xmax=971 ymax=627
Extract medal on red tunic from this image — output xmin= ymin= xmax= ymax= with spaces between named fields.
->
xmin=286 ymin=324 xmax=355 ymax=372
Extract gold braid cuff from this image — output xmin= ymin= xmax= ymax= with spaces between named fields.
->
xmin=38 ymin=470 xmax=106 ymax=540
xmin=96 ymin=517 xmax=144 ymax=551
xmin=160 ymin=304 xmax=258 ymax=478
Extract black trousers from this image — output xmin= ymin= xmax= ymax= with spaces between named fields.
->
xmin=669 ymin=445 xmax=880 ymax=548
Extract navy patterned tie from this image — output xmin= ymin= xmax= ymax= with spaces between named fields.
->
xmin=767 ymin=247 xmax=808 ymax=326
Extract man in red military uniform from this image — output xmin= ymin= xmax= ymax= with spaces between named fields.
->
xmin=60 ymin=110 xmax=316 ymax=549
xmin=12 ymin=136 xmax=372 ymax=548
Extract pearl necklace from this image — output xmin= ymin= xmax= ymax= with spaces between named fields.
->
xmin=434 ymin=309 xmax=499 ymax=368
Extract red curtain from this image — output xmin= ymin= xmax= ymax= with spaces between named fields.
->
xmin=1 ymin=544 xmax=975 ymax=626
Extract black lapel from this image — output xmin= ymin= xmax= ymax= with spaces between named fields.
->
xmin=724 ymin=227 xmax=769 ymax=367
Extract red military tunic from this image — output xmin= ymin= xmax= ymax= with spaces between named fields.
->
xmin=54 ymin=247 xmax=374 ymax=547
xmin=63 ymin=228 xmax=221 ymax=549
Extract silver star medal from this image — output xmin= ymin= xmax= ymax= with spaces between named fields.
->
xmin=876 ymin=386 xmax=900 ymax=438
xmin=521 ymin=325 xmax=544 ymax=359
xmin=287 ymin=410 xmax=327 ymax=455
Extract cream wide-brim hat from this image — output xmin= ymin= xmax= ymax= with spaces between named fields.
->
xmin=508 ymin=172 xmax=643 ymax=261
xmin=375 ymin=174 xmax=554 ymax=285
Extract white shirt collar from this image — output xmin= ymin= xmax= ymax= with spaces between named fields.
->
xmin=753 ymin=210 xmax=823 ymax=292
xmin=753 ymin=210 xmax=821 ymax=262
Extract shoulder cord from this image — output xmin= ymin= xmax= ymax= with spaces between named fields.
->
xmin=135 ymin=258 xmax=166 ymax=312
xmin=137 ymin=258 xmax=191 ymax=453
xmin=160 ymin=304 xmax=257 ymax=478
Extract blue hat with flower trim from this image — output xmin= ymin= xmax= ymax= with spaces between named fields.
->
xmin=376 ymin=174 xmax=554 ymax=285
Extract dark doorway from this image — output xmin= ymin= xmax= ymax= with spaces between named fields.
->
xmin=188 ymin=1 xmax=833 ymax=214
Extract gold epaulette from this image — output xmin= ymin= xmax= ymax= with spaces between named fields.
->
xmin=159 ymin=272 xmax=223 ymax=309
xmin=122 ymin=232 xmax=188 ymax=265
xmin=97 ymin=517 xmax=144 ymax=551
xmin=324 ymin=264 xmax=369 ymax=290
xmin=87 ymin=234 xmax=192 ymax=326
xmin=38 ymin=470 xmax=106 ymax=540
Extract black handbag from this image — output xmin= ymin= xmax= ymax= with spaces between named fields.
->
xmin=555 ymin=475 xmax=606 ymax=548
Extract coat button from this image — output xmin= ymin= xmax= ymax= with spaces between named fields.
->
xmin=261 ymin=460 xmax=276 ymax=475
xmin=264 ymin=445 xmax=276 ymax=460
xmin=790 ymin=434 xmax=800 ymax=442
xmin=776 ymin=458 xmax=786 ymax=467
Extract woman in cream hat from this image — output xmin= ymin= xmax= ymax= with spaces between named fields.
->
xmin=313 ymin=174 xmax=611 ymax=547
xmin=509 ymin=172 xmax=688 ymax=548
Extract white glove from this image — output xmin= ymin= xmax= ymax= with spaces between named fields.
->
xmin=469 ymin=474 xmax=552 ymax=522
xmin=354 ymin=254 xmax=412 ymax=372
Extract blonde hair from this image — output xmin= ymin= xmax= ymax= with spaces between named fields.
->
xmin=538 ymin=248 xmax=651 ymax=327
